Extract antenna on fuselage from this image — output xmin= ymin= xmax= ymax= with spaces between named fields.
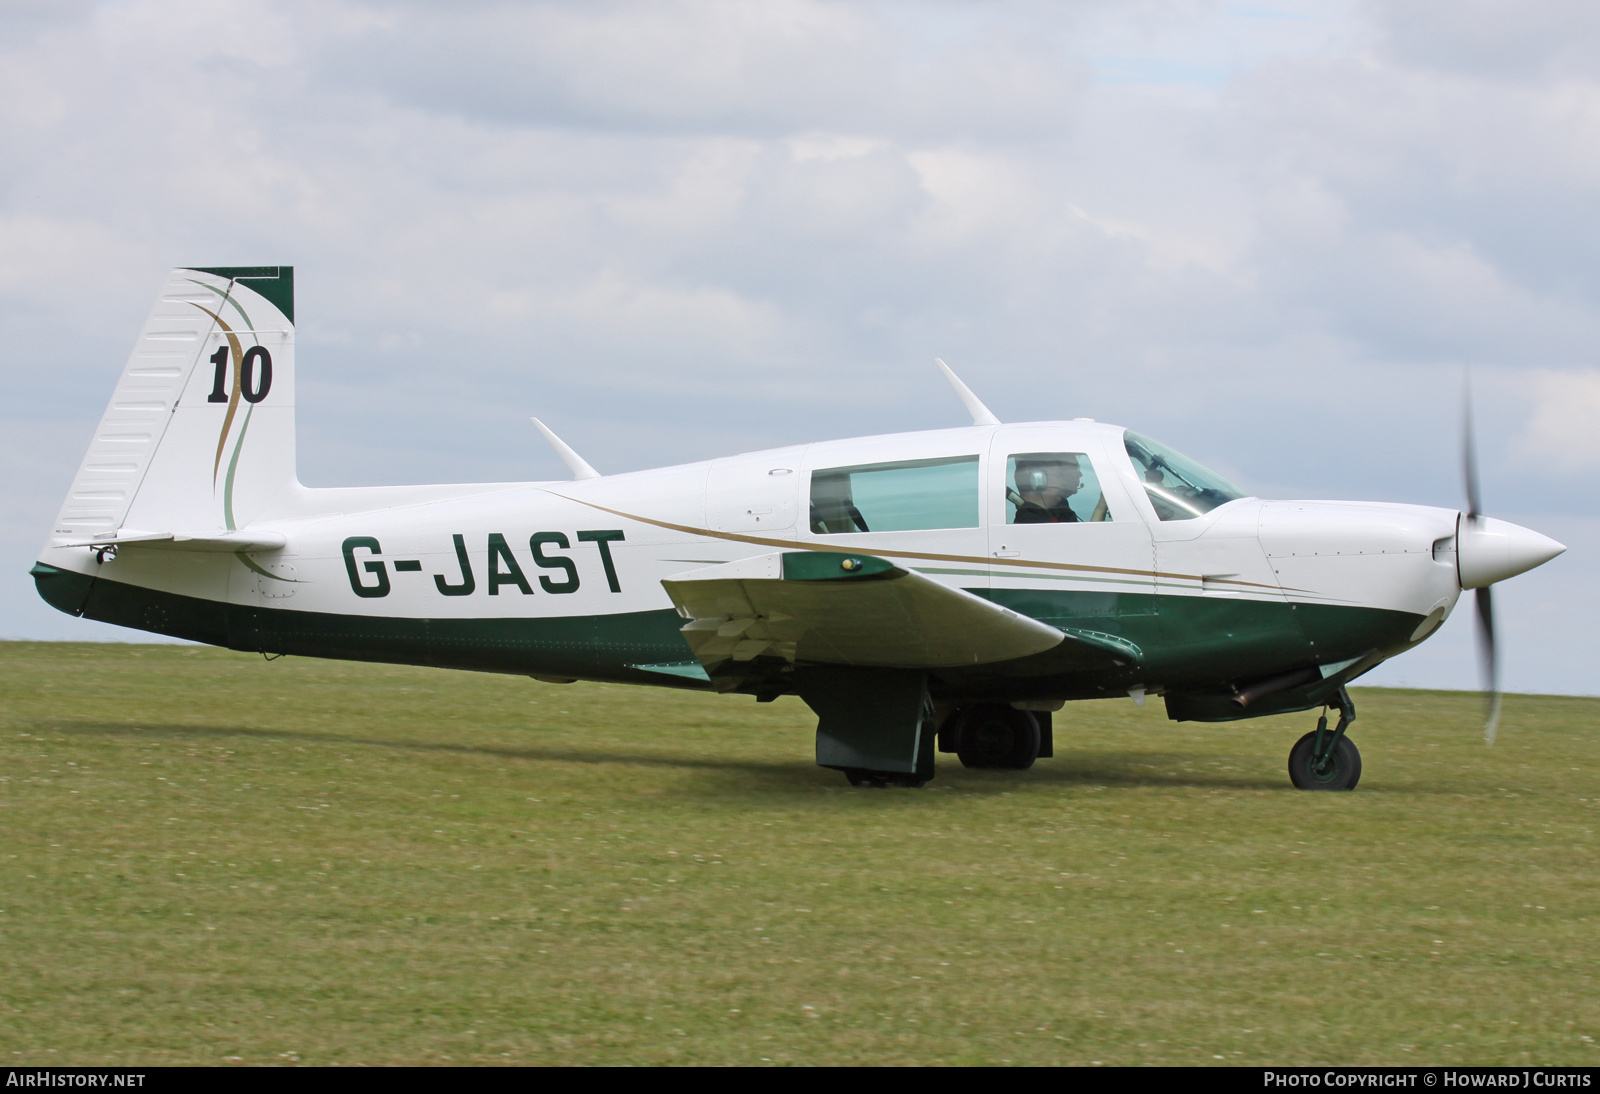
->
xmin=530 ymin=417 xmax=601 ymax=480
xmin=934 ymin=358 xmax=1001 ymax=426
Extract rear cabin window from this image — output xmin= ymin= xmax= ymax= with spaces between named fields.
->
xmin=809 ymin=455 xmax=979 ymax=534
xmin=1004 ymin=452 xmax=1112 ymax=524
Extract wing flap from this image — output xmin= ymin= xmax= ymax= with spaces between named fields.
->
xmin=662 ymin=551 xmax=1064 ymax=674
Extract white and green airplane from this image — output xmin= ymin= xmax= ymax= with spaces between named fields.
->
xmin=34 ymin=267 xmax=1567 ymax=789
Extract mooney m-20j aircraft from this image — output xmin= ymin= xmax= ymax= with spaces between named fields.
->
xmin=34 ymin=267 xmax=1567 ymax=789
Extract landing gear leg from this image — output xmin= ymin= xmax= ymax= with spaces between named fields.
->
xmin=795 ymin=666 xmax=936 ymax=788
xmin=1288 ymin=686 xmax=1362 ymax=791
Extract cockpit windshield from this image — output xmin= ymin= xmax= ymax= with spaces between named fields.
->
xmin=1123 ymin=431 xmax=1249 ymax=521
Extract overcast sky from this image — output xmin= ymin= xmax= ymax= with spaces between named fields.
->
xmin=2 ymin=0 xmax=1596 ymax=697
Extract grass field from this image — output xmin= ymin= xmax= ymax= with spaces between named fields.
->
xmin=1 ymin=642 xmax=1596 ymax=1066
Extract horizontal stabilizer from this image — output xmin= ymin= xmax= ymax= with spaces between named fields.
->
xmin=661 ymin=551 xmax=1063 ymax=674
xmin=55 ymin=529 xmax=286 ymax=553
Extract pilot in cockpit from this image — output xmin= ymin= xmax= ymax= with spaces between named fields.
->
xmin=1010 ymin=455 xmax=1083 ymax=524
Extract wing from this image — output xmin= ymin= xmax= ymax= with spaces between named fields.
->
xmin=661 ymin=551 xmax=1065 ymax=679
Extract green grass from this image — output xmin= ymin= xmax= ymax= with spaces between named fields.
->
xmin=0 ymin=642 xmax=1596 ymax=1066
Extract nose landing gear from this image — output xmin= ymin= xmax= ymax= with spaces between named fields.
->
xmin=1288 ymin=686 xmax=1362 ymax=790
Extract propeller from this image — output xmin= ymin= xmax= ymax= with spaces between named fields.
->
xmin=1462 ymin=376 xmax=1502 ymax=744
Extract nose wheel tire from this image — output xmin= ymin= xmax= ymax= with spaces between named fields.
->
xmin=1288 ymin=730 xmax=1362 ymax=791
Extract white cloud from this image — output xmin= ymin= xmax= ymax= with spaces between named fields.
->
xmin=484 ymin=269 xmax=791 ymax=367
xmin=1519 ymin=369 xmax=1600 ymax=470
xmin=320 ymin=0 xmax=1089 ymax=140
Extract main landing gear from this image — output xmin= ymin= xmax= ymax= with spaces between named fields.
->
xmin=837 ymin=705 xmax=1051 ymax=786
xmin=794 ymin=665 xmax=1065 ymax=788
xmin=945 ymin=704 xmax=1047 ymax=770
xmin=797 ymin=666 xmax=938 ymax=789
xmin=1288 ymin=686 xmax=1362 ymax=791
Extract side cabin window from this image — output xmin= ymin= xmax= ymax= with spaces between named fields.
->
xmin=1005 ymin=452 xmax=1112 ymax=524
xmin=1123 ymin=430 xmax=1248 ymax=521
xmin=809 ymin=455 xmax=979 ymax=534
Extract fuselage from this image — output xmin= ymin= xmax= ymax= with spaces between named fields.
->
xmin=35 ymin=419 xmax=1476 ymax=717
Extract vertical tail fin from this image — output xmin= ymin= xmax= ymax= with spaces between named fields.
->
xmin=48 ymin=266 xmax=298 ymax=545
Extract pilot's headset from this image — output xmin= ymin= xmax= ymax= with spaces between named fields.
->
xmin=1018 ymin=457 xmax=1075 ymax=493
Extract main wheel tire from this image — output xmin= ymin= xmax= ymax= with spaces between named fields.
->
xmin=844 ymin=768 xmax=888 ymax=788
xmin=842 ymin=768 xmax=925 ymax=789
xmin=1287 ymin=731 xmax=1362 ymax=791
xmin=955 ymin=705 xmax=1040 ymax=770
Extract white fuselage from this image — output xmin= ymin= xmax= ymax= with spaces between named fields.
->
xmin=39 ymin=420 xmax=1475 ymax=695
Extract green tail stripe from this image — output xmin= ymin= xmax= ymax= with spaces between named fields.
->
xmin=184 ymin=278 xmax=253 ymax=331
xmin=235 ymin=551 xmax=295 ymax=581
xmin=222 ymin=403 xmax=253 ymax=531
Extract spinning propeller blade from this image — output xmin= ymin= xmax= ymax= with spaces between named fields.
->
xmin=1463 ymin=378 xmax=1483 ymax=522
xmin=1462 ymin=374 xmax=1501 ymax=744
xmin=1475 ymin=583 xmax=1501 ymax=744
